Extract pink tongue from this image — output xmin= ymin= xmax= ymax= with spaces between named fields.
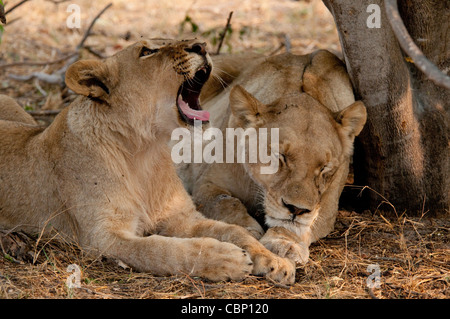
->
xmin=177 ymin=96 xmax=210 ymax=121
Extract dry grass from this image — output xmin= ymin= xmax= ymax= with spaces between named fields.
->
xmin=1 ymin=211 xmax=448 ymax=299
xmin=0 ymin=0 xmax=448 ymax=299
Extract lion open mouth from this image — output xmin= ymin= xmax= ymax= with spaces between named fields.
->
xmin=176 ymin=64 xmax=211 ymax=125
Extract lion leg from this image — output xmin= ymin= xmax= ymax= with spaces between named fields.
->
xmin=95 ymin=230 xmax=253 ymax=282
xmin=0 ymin=95 xmax=37 ymax=125
xmin=193 ymin=181 xmax=264 ymax=239
xmin=158 ymin=212 xmax=296 ymax=285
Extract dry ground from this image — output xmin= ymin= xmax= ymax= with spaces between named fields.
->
xmin=0 ymin=0 xmax=448 ymax=299
xmin=1 ymin=211 xmax=448 ymax=299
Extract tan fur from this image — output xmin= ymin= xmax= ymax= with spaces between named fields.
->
xmin=0 ymin=39 xmax=295 ymax=284
xmin=0 ymin=96 xmax=37 ymax=125
xmin=182 ymin=50 xmax=367 ymax=264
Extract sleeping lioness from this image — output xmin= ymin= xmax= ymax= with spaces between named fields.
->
xmin=0 ymin=39 xmax=295 ymax=284
xmin=179 ymin=51 xmax=367 ymax=264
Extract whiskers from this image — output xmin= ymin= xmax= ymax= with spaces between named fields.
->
xmin=309 ymin=205 xmax=323 ymax=231
xmin=251 ymin=183 xmax=266 ymax=205
xmin=210 ymin=65 xmax=237 ymax=90
xmin=210 ymin=73 xmax=228 ymax=90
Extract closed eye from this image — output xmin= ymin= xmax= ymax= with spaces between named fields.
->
xmin=140 ymin=47 xmax=159 ymax=57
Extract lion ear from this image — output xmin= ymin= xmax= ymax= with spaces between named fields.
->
xmin=229 ymin=85 xmax=264 ymax=127
xmin=335 ymin=101 xmax=367 ymax=140
xmin=65 ymin=60 xmax=114 ymax=102
xmin=303 ymin=50 xmax=355 ymax=113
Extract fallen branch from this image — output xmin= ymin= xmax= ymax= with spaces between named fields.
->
xmin=0 ymin=52 xmax=77 ymax=69
xmin=215 ymin=11 xmax=233 ymax=55
xmin=1 ymin=0 xmax=74 ymax=25
xmin=7 ymin=3 xmax=113 ymax=86
xmin=284 ymin=34 xmax=291 ymax=53
xmin=45 ymin=0 xmax=71 ymax=4
xmin=9 ymin=72 xmax=63 ymax=84
xmin=384 ymin=0 xmax=450 ymax=90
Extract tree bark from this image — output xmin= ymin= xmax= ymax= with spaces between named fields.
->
xmin=323 ymin=0 xmax=449 ymax=216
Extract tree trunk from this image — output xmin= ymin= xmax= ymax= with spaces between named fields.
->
xmin=323 ymin=0 xmax=449 ymax=216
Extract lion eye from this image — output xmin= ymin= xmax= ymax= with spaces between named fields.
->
xmin=140 ymin=47 xmax=159 ymax=57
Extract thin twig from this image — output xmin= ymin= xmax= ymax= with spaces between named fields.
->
xmin=354 ymin=185 xmax=398 ymax=217
xmin=83 ymin=46 xmax=106 ymax=59
xmin=181 ymin=272 xmax=206 ymax=298
xmin=384 ymin=0 xmax=450 ymax=90
xmin=1 ymin=0 xmax=74 ymax=24
xmin=266 ymin=276 xmax=292 ymax=289
xmin=77 ymin=2 xmax=112 ymax=50
xmin=269 ymin=43 xmax=285 ymax=56
xmin=215 ymin=11 xmax=233 ymax=55
xmin=4 ymin=0 xmax=29 ymax=15
xmin=371 ymin=256 xmax=406 ymax=264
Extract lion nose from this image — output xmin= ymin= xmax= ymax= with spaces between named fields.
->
xmin=282 ymin=199 xmax=311 ymax=216
xmin=185 ymin=42 xmax=207 ymax=56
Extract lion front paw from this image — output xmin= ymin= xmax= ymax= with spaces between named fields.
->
xmin=189 ymin=239 xmax=254 ymax=282
xmin=261 ymin=236 xmax=309 ymax=265
xmin=259 ymin=227 xmax=310 ymax=265
xmin=251 ymin=253 xmax=296 ymax=285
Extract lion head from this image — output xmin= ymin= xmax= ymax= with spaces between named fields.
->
xmin=228 ymin=83 xmax=366 ymax=242
xmin=65 ymin=39 xmax=212 ymax=138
